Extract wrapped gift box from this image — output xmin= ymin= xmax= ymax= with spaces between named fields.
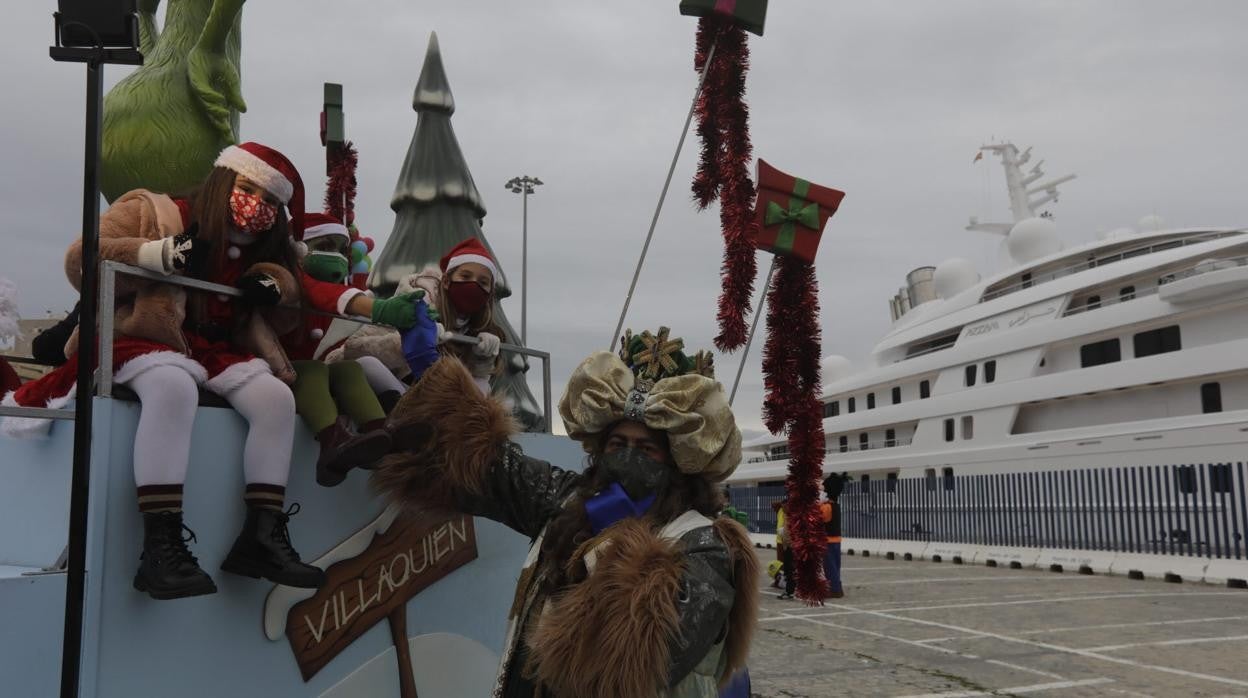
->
xmin=752 ymin=159 xmax=844 ymax=264
xmin=679 ymin=0 xmax=769 ymax=36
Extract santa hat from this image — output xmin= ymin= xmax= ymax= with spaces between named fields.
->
xmin=439 ymin=238 xmax=498 ymax=280
xmin=214 ymin=142 xmax=307 ymax=239
xmin=302 ymin=212 xmax=349 ymax=243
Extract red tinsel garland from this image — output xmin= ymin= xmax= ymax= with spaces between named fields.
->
xmin=324 ymin=141 xmax=358 ymax=225
xmin=764 ymin=256 xmax=828 ymax=603
xmin=692 ymin=17 xmax=757 ymax=352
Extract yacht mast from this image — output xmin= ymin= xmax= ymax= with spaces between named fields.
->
xmin=966 ymin=143 xmax=1076 ymax=234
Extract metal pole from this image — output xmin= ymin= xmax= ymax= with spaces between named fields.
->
xmin=729 ymin=257 xmax=777 ymax=406
xmin=61 ymin=50 xmax=103 ymax=698
xmin=521 ymin=184 xmax=528 ymax=346
xmin=609 ymin=37 xmax=718 ymax=347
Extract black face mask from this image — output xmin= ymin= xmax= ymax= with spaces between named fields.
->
xmin=599 ymin=447 xmax=672 ymax=500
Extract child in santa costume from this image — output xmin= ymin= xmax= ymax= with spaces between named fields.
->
xmin=4 ymin=142 xmax=334 ymax=600
xmin=328 ymin=238 xmax=504 ymax=397
xmin=375 ymin=328 xmax=758 ymax=698
xmin=286 ymin=212 xmax=426 ymax=487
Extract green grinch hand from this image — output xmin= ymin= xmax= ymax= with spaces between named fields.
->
xmin=371 ymin=291 xmax=425 ymax=329
xmin=188 ymin=45 xmax=247 ymax=142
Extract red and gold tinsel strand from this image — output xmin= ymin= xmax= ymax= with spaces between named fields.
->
xmin=692 ymin=17 xmax=758 ymax=352
xmin=324 ymin=141 xmax=359 ymax=225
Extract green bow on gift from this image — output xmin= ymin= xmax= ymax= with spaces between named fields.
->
xmin=764 ymin=200 xmax=819 ymax=230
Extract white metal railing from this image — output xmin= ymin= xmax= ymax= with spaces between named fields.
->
xmin=980 ymin=230 xmax=1244 ymax=303
xmin=1159 ymin=253 xmax=1248 ymax=285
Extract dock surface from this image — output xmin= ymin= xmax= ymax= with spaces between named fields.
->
xmin=749 ymin=552 xmax=1248 ymax=697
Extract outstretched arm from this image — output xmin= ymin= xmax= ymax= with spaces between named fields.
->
xmin=188 ymin=0 xmax=247 ymax=142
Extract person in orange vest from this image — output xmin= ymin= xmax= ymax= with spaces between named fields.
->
xmin=821 ymin=474 xmax=847 ymax=599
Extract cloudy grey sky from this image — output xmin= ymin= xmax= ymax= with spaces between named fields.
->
xmin=2 ymin=1 xmax=1246 ymax=436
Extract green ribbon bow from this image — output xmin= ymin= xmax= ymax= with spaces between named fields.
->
xmin=763 ymin=178 xmax=818 ymax=256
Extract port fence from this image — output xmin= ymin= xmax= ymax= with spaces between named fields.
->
xmin=728 ymin=462 xmax=1248 ymax=560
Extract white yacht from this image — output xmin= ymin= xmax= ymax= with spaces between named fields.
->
xmin=733 ymin=143 xmax=1248 ymax=489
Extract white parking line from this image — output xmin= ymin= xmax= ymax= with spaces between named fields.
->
xmin=894 ymin=678 xmax=1115 ymax=698
xmin=841 ymin=603 xmax=1248 ymax=689
xmin=1082 ymin=634 xmax=1248 ymax=653
xmin=869 ymin=590 xmax=1246 ymax=614
xmin=1017 ymin=615 xmax=1248 ymax=636
xmin=867 ymin=575 xmax=1102 ymax=586
xmin=984 ymin=659 xmax=1066 ymax=680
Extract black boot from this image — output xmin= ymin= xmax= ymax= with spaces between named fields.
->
xmin=220 ymin=504 xmax=326 ymax=588
xmin=133 ymin=511 xmax=218 ymax=600
xmin=377 ymin=390 xmax=402 ymax=414
xmin=316 ymin=416 xmax=393 ymax=487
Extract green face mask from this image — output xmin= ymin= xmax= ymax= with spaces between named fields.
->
xmin=303 ymin=251 xmax=349 ymax=284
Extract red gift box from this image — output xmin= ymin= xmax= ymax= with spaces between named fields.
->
xmin=752 ymin=159 xmax=844 ymax=264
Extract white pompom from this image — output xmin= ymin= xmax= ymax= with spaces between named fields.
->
xmin=227 ymin=246 xmax=241 ymax=260
xmin=310 ymin=328 xmax=324 ymax=340
xmin=292 ymin=240 xmax=309 ymax=258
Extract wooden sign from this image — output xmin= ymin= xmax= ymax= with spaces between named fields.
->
xmin=286 ymin=511 xmax=477 ymax=683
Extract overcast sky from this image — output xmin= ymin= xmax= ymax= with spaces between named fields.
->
xmin=2 ymin=1 xmax=1246 ymax=437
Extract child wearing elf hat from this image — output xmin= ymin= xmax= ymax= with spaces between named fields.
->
xmin=285 ymin=212 xmax=428 ymax=486
xmin=374 ymin=328 xmax=758 ymax=698
xmin=4 ymin=142 xmax=330 ymax=600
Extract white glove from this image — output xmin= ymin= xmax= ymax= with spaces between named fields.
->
xmin=435 ymin=322 xmax=452 ymax=345
xmin=473 ymin=331 xmax=501 ymax=358
xmin=136 ymin=238 xmax=173 ymax=274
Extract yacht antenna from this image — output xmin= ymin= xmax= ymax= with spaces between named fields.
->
xmin=966 ymin=143 xmax=1076 ymax=235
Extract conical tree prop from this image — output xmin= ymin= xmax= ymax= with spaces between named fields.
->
xmin=369 ymin=33 xmax=543 ymax=430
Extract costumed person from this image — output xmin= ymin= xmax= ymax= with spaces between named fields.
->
xmin=30 ymin=301 xmax=80 ymax=366
xmin=776 ymin=499 xmax=796 ymax=601
xmin=285 ymin=212 xmax=426 ymax=486
xmin=328 ymin=237 xmax=503 ymax=398
xmin=821 ymin=473 xmax=846 ymax=599
xmin=373 ymin=327 xmax=758 ymax=698
xmin=3 ymin=142 xmax=325 ymax=600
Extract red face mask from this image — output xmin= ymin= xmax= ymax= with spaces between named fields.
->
xmin=447 ymin=280 xmax=490 ymax=315
xmin=229 ymin=189 xmax=279 ymax=234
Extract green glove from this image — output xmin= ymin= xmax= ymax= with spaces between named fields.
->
xmin=371 ymin=291 xmax=424 ymax=329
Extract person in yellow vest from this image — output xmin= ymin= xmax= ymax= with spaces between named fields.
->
xmin=820 ymin=474 xmax=847 ymax=599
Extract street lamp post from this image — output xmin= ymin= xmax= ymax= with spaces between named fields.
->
xmin=505 ymin=175 xmax=542 ymax=345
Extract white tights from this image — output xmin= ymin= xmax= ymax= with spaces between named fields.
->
xmin=354 ymin=354 xmax=408 ymax=395
xmin=125 ymin=365 xmax=295 ymax=488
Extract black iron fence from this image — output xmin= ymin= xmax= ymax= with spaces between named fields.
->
xmin=728 ymin=463 xmax=1248 ymax=559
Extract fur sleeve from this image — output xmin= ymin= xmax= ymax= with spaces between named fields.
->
xmin=524 ymin=518 xmax=685 ymax=698
xmin=65 ymin=193 xmax=162 ymax=291
xmin=244 ymin=262 xmax=300 ymax=306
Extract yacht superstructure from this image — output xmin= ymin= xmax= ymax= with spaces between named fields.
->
xmin=733 ymin=144 xmax=1248 ymax=487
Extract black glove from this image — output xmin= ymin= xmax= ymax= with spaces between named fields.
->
xmin=237 ymin=272 xmax=282 ymax=306
xmin=170 ymin=223 xmax=211 ymax=275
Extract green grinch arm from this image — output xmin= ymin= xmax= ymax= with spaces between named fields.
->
xmin=137 ymin=0 xmax=161 ymax=57
xmin=188 ymin=0 xmax=247 ymax=142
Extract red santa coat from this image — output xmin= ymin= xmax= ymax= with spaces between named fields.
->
xmin=282 ymin=272 xmax=365 ymax=362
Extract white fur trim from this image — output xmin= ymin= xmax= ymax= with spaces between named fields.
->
xmin=204 ymin=358 xmax=271 ymax=396
xmin=114 ymin=350 xmax=209 ymax=387
xmin=214 ymin=146 xmax=294 ymax=203
xmin=137 ymin=238 xmax=171 ymax=274
xmin=336 ymin=287 xmax=366 ymax=315
xmin=444 ymin=253 xmax=498 ymax=281
xmin=303 ymin=222 xmax=349 ymax=242
xmin=1 ymin=388 xmax=74 ymax=440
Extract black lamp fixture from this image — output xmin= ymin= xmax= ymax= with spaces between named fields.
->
xmin=52 ymin=0 xmax=142 ymax=63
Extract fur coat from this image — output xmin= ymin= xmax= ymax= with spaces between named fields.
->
xmin=373 ymin=358 xmax=758 ymax=697
xmin=62 ymin=189 xmax=300 ymax=381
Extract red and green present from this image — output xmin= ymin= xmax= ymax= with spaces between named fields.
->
xmin=752 ymin=159 xmax=844 ymax=265
xmin=679 ymin=0 xmax=768 ymax=36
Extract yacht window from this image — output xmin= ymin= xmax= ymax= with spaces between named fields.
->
xmin=859 ymin=433 xmax=869 ymax=450
xmin=942 ymin=467 xmax=955 ymax=490
xmin=1080 ymin=338 xmax=1122 ymax=368
xmin=867 ymin=392 xmax=876 ymax=409
xmin=1120 ymin=285 xmax=1136 ymax=301
xmin=885 ymin=428 xmax=896 ymax=447
xmin=943 ymin=419 xmax=954 ymax=442
xmin=891 ymin=386 xmax=901 ymax=404
xmin=847 ymin=397 xmax=856 ymax=413
xmin=984 ymin=360 xmax=997 ymax=383
xmin=1201 ymin=382 xmax=1223 ymax=414
xmin=838 ymin=436 xmax=848 ymax=453
xmin=822 ymin=401 xmax=837 ymax=418
xmin=920 ymin=380 xmax=931 ymax=399
xmin=961 ymin=415 xmax=974 ymax=440
xmin=1021 ymin=272 xmax=1033 ymax=289
xmin=886 ymin=472 xmax=898 ymax=493
xmin=1211 ymin=464 xmax=1234 ymax=494
xmin=965 ymin=364 xmax=977 ymax=386
xmin=1086 ymin=295 xmax=1101 ymax=310
xmin=830 ymin=401 xmax=840 ymax=417
xmin=1175 ymin=466 xmax=1197 ymax=495
xmin=1134 ymin=325 xmax=1181 ymax=358
xmin=925 ymin=468 xmax=937 ymax=490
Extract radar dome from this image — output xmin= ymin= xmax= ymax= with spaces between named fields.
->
xmin=932 ymin=258 xmax=980 ymax=299
xmin=1007 ymin=217 xmax=1061 ymax=264
xmin=1138 ymin=214 xmax=1165 ymax=232
xmin=821 ymin=355 xmax=853 ymax=383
